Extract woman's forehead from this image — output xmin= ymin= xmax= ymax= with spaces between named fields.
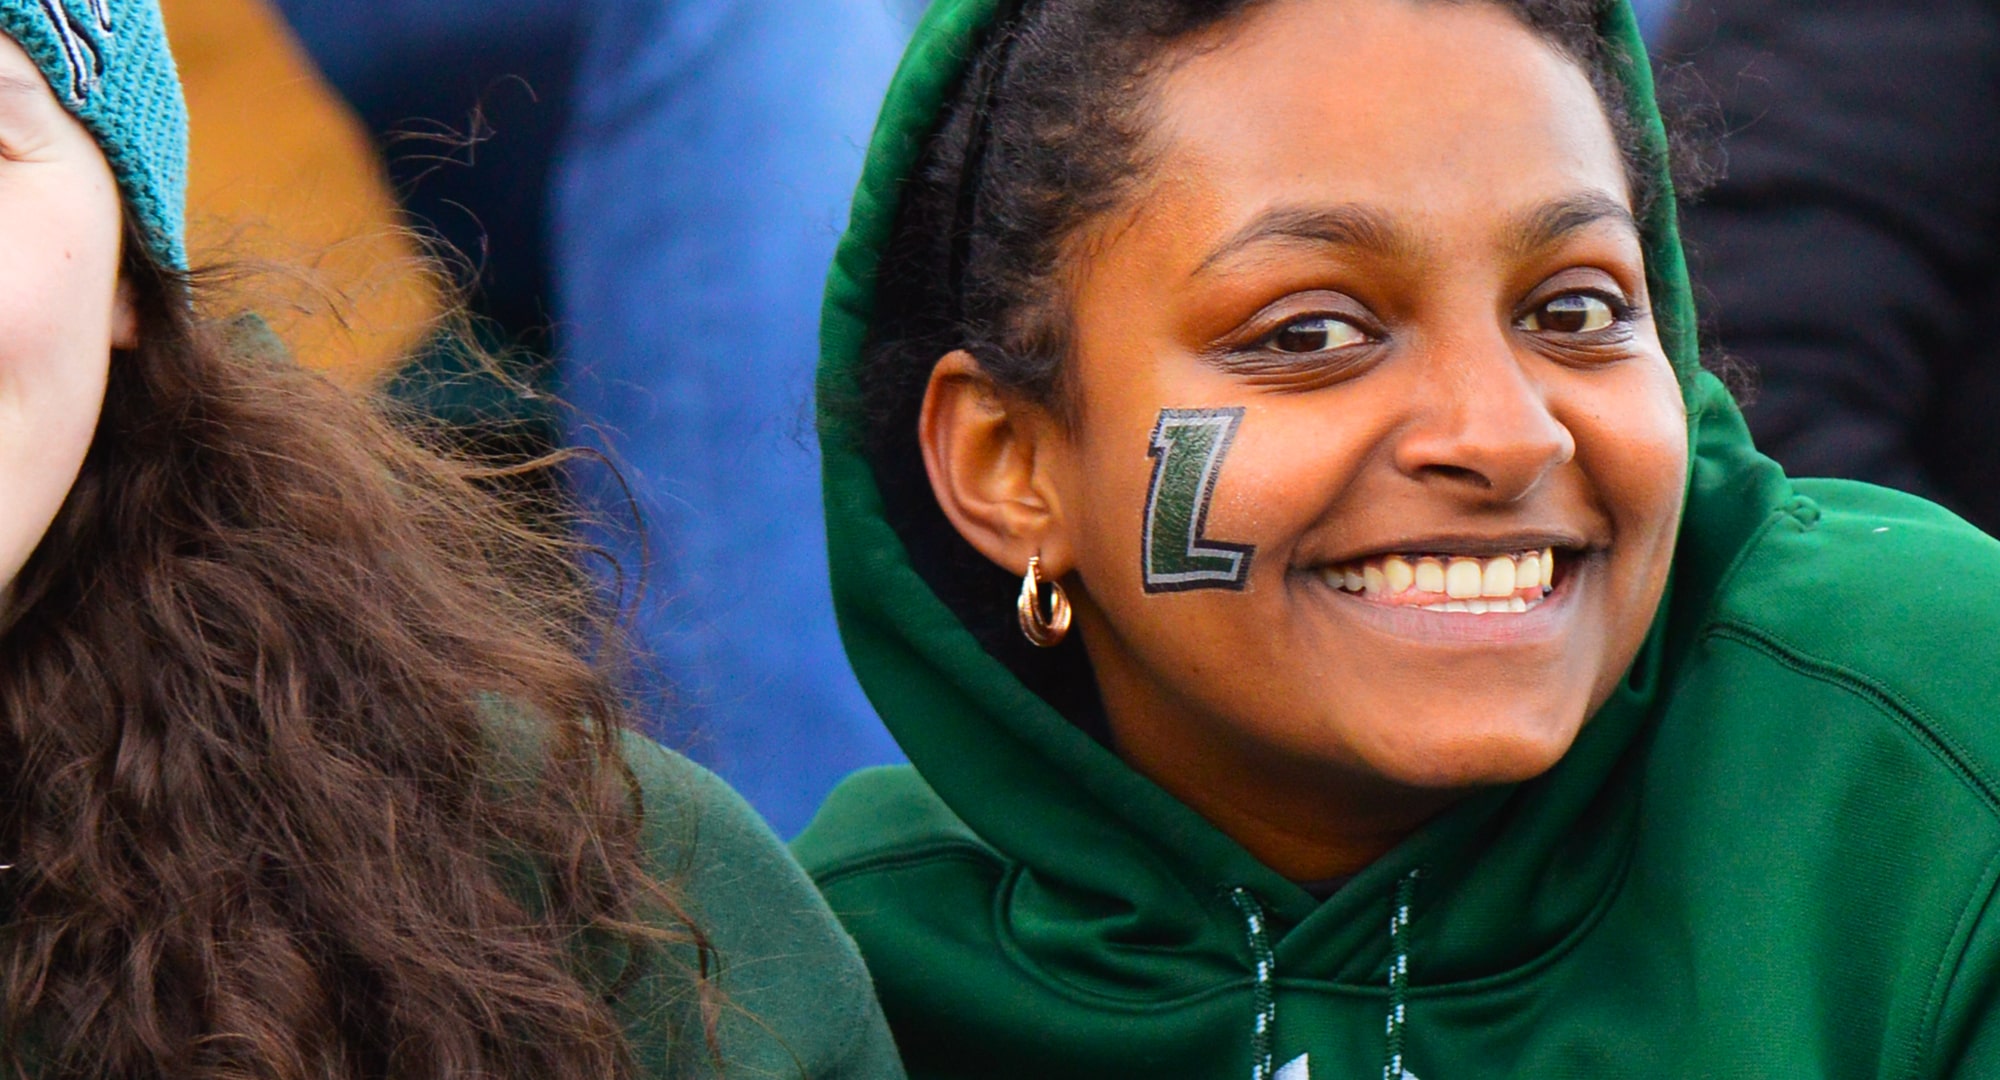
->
xmin=1137 ymin=0 xmax=1628 ymax=252
xmin=0 ymin=32 xmax=105 ymax=155
xmin=0 ymin=32 xmax=56 ymax=94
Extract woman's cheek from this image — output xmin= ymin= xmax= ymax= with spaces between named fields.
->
xmin=0 ymin=237 xmax=115 ymax=596
xmin=1614 ymin=364 xmax=1692 ymax=536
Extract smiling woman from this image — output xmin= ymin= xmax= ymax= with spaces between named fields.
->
xmin=915 ymin=0 xmax=1691 ymax=869
xmin=795 ymin=0 xmax=2000 ymax=1077
xmin=0 ymin=3 xmax=902 ymax=1079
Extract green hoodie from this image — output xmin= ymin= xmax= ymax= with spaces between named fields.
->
xmin=794 ymin=2 xmax=2000 ymax=1077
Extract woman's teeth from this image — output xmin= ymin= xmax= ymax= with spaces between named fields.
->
xmin=1320 ymin=549 xmax=1557 ymax=614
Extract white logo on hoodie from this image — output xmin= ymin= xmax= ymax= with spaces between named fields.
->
xmin=1274 ymin=1055 xmax=1418 ymax=1080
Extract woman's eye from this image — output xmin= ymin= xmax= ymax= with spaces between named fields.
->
xmin=1521 ymin=294 xmax=1618 ymax=334
xmin=1265 ymin=315 xmax=1368 ymax=354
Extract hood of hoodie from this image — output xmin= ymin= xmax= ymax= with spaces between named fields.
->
xmin=798 ymin=1 xmax=2000 ymax=1077
xmin=811 ymin=0 xmax=1746 ymax=942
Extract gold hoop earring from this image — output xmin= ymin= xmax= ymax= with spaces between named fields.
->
xmin=1017 ymin=555 xmax=1072 ymax=648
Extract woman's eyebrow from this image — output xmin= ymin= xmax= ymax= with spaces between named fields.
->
xmin=1190 ymin=191 xmax=1639 ymax=279
xmin=1507 ymin=191 xmax=1639 ymax=255
xmin=1191 ymin=203 xmax=1407 ymax=278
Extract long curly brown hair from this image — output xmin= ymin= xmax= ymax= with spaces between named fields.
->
xmin=0 ymin=225 xmax=713 ymax=1080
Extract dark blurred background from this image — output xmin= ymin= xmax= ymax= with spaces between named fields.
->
xmin=1657 ymin=0 xmax=2000 ymax=538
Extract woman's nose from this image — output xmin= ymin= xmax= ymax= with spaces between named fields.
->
xmin=1390 ymin=335 xmax=1576 ymax=503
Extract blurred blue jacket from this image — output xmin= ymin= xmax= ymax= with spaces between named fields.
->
xmin=274 ymin=0 xmax=914 ymax=837
xmin=1632 ymin=0 xmax=1674 ymax=40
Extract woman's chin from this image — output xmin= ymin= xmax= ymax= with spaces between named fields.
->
xmin=1335 ymin=712 xmax=1588 ymax=792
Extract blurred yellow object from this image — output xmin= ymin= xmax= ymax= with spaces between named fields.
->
xmin=161 ymin=0 xmax=440 ymax=387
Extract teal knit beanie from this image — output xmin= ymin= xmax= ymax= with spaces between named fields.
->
xmin=0 ymin=0 xmax=187 ymax=269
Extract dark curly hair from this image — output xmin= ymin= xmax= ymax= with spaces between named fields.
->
xmin=0 ymin=222 xmax=715 ymax=1080
xmin=850 ymin=0 xmax=1703 ymax=719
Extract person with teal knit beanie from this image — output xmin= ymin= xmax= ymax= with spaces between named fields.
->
xmin=0 ymin=0 xmax=187 ymax=268
xmin=0 ymin=2 xmax=901 ymax=1078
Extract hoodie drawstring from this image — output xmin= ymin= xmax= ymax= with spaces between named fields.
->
xmin=1228 ymin=887 xmax=1279 ymax=1080
xmin=1232 ymin=869 xmax=1423 ymax=1080
xmin=1383 ymin=869 xmax=1421 ymax=1080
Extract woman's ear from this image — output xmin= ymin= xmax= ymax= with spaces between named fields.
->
xmin=110 ymin=277 xmax=139 ymax=350
xmin=919 ymin=350 xmax=1076 ymax=579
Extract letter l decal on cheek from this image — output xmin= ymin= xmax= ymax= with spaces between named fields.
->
xmin=1142 ymin=407 xmax=1257 ymax=592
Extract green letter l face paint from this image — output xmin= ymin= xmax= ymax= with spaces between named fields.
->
xmin=1142 ymin=407 xmax=1256 ymax=593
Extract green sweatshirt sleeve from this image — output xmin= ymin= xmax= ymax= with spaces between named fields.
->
xmin=617 ymin=733 xmax=907 ymax=1080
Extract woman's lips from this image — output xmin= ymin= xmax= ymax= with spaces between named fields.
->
xmin=1317 ymin=548 xmax=1557 ymax=614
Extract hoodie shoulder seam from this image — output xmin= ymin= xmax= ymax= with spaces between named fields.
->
xmin=1705 ymin=620 xmax=2000 ymax=813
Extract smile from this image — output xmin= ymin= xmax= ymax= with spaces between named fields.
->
xmin=1317 ymin=549 xmax=1557 ymax=614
